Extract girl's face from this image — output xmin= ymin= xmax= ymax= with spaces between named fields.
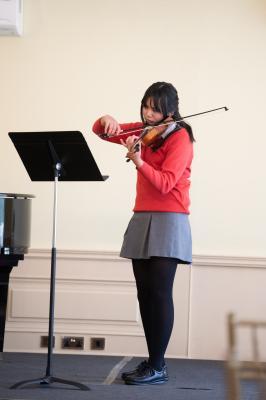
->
xmin=142 ymin=97 xmax=164 ymax=125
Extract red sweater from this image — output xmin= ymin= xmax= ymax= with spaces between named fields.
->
xmin=92 ymin=119 xmax=193 ymax=213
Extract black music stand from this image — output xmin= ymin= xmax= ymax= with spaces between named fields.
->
xmin=8 ymin=131 xmax=108 ymax=391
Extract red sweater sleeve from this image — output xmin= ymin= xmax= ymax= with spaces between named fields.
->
xmin=138 ymin=130 xmax=193 ymax=194
xmin=92 ymin=118 xmax=144 ymax=144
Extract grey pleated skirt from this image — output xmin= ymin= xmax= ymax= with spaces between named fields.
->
xmin=120 ymin=212 xmax=192 ymax=264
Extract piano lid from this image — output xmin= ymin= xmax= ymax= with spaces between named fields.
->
xmin=0 ymin=193 xmax=35 ymax=199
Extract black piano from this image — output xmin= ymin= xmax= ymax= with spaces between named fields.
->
xmin=0 ymin=193 xmax=34 ymax=354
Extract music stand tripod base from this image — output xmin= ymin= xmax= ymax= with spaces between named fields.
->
xmin=11 ymin=375 xmax=90 ymax=390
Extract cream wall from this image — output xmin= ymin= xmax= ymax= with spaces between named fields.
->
xmin=1 ymin=0 xmax=266 ymax=360
xmin=0 ymin=0 xmax=265 ymax=256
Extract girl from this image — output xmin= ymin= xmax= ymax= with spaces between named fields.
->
xmin=92 ymin=82 xmax=195 ymax=385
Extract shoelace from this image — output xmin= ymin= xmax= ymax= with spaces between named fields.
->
xmin=138 ymin=365 xmax=157 ymax=377
xmin=137 ymin=361 xmax=149 ymax=373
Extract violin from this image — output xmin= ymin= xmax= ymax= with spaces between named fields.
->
xmin=122 ymin=106 xmax=228 ymax=161
xmin=128 ymin=116 xmax=175 ymax=150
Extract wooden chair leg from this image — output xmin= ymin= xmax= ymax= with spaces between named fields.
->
xmin=227 ymin=365 xmax=240 ymax=400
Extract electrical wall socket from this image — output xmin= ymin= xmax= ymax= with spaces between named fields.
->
xmin=62 ymin=336 xmax=84 ymax=350
xmin=90 ymin=337 xmax=105 ymax=350
xmin=40 ymin=336 xmax=55 ymax=348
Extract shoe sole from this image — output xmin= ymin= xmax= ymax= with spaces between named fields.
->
xmin=125 ymin=378 xmax=168 ymax=385
xmin=122 ymin=370 xmax=167 ymax=380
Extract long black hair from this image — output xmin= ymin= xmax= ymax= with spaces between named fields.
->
xmin=140 ymin=82 xmax=195 ymax=143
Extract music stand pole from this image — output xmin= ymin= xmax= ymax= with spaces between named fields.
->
xmin=42 ymin=162 xmax=59 ymax=380
xmin=44 ymin=161 xmax=59 ymax=378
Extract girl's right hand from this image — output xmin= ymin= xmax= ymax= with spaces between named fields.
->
xmin=100 ymin=115 xmax=122 ymax=135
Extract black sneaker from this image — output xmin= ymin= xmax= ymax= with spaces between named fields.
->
xmin=124 ymin=364 xmax=168 ymax=385
xmin=121 ymin=360 xmax=149 ymax=381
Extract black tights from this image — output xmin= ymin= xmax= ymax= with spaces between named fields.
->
xmin=132 ymin=257 xmax=178 ymax=371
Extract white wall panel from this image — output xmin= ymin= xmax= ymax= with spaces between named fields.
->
xmin=5 ymin=249 xmax=190 ymax=357
xmin=4 ymin=250 xmax=266 ymax=360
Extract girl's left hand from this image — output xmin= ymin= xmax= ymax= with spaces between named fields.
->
xmin=120 ymin=135 xmax=143 ymax=168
